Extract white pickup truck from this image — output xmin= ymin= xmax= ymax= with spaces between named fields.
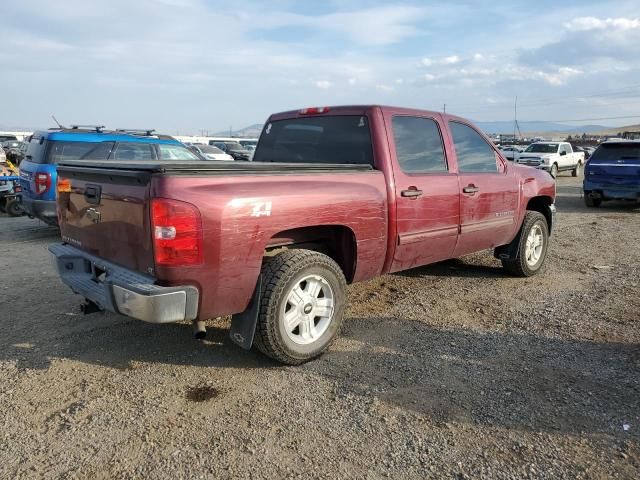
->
xmin=517 ymin=142 xmax=585 ymax=178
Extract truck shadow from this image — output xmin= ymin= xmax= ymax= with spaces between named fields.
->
xmin=395 ymin=258 xmax=505 ymax=280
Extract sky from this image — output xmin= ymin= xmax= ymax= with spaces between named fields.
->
xmin=1 ymin=0 xmax=640 ymax=133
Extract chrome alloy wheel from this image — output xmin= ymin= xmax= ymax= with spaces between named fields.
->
xmin=282 ymin=274 xmax=335 ymax=345
xmin=525 ymin=224 xmax=544 ymax=267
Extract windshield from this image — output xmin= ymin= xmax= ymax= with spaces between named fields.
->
xmin=199 ymin=145 xmax=225 ymax=154
xmin=253 ymin=115 xmax=374 ymax=165
xmin=525 ymin=143 xmax=558 ymax=153
xmin=589 ymin=143 xmax=640 ymax=163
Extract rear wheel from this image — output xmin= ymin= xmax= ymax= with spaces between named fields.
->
xmin=253 ymin=249 xmax=346 ymax=365
xmin=6 ymin=199 xmax=23 ymax=217
xmin=584 ymin=194 xmax=602 ymax=208
xmin=550 ymin=163 xmax=558 ymax=178
xmin=572 ymin=162 xmax=582 ymax=177
xmin=502 ymin=211 xmax=549 ymax=277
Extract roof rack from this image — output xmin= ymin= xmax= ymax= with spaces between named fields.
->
xmin=70 ymin=125 xmax=106 ymax=132
xmin=115 ymin=128 xmax=156 ymax=136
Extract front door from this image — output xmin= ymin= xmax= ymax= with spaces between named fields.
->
xmin=387 ymin=114 xmax=460 ymax=272
xmin=447 ymin=121 xmax=519 ymax=256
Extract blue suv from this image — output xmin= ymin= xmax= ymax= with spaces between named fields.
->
xmin=583 ymin=140 xmax=640 ymax=207
xmin=19 ymin=126 xmax=200 ymax=225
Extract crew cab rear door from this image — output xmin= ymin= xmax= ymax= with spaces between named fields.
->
xmin=385 ymin=112 xmax=460 ymax=272
xmin=447 ymin=121 xmax=519 ymax=256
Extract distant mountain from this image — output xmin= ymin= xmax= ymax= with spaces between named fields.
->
xmin=213 ymin=123 xmax=264 ymax=138
xmin=475 ymin=121 xmax=608 ymax=135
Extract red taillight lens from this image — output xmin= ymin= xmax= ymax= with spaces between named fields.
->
xmin=151 ymin=198 xmax=203 ymax=267
xmin=35 ymin=172 xmax=51 ymax=194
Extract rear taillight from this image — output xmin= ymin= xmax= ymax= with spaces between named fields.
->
xmin=299 ymin=106 xmax=330 ymax=115
xmin=35 ymin=172 xmax=51 ymax=194
xmin=151 ymin=198 xmax=203 ymax=267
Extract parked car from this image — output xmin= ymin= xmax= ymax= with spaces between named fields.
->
xmin=238 ymin=139 xmax=258 ymax=149
xmin=583 ymin=139 xmax=640 ymax=207
xmin=1 ymin=153 xmax=23 ymax=216
xmin=0 ymin=134 xmax=18 ymax=142
xmin=50 ymin=105 xmax=556 ymax=365
xmin=499 ymin=145 xmax=523 ymax=161
xmin=187 ymin=144 xmax=234 ymax=161
xmin=573 ymin=145 xmax=592 ymax=160
xmin=209 ymin=141 xmax=252 ymax=161
xmin=19 ymin=126 xmax=199 ymax=225
xmin=517 ymin=141 xmax=585 ymax=178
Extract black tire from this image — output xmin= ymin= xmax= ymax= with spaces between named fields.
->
xmin=0 ymin=198 xmax=6 ymax=214
xmin=6 ymin=199 xmax=23 ymax=217
xmin=550 ymin=163 xmax=558 ymax=178
xmin=501 ymin=211 xmax=550 ymax=277
xmin=584 ymin=194 xmax=602 ymax=208
xmin=253 ymin=249 xmax=346 ymax=365
xmin=6 ymin=199 xmax=24 ymax=217
xmin=572 ymin=162 xmax=582 ymax=177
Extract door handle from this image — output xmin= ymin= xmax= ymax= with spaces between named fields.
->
xmin=463 ymin=185 xmax=479 ymax=194
xmin=401 ymin=188 xmax=423 ymax=198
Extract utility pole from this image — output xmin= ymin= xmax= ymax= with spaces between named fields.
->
xmin=513 ymin=96 xmax=517 ymax=141
xmin=443 ymin=104 xmax=446 ymax=113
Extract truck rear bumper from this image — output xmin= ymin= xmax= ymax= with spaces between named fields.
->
xmin=49 ymin=243 xmax=199 ymax=323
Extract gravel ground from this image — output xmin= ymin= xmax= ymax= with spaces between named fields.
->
xmin=1 ymin=174 xmax=638 ymax=479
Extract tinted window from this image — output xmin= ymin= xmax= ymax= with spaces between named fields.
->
xmin=590 ymin=143 xmax=640 ymax=162
xmin=112 ymin=142 xmax=155 ymax=161
xmin=450 ymin=122 xmax=498 ymax=173
xmin=158 ymin=144 xmax=199 ymax=160
xmin=392 ymin=116 xmax=447 ymax=173
xmin=47 ymin=141 xmax=114 ymax=164
xmin=253 ymin=115 xmax=373 ymax=165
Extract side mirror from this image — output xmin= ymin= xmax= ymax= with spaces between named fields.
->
xmin=560 ymin=151 xmax=567 ymax=156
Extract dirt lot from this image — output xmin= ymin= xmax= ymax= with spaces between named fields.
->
xmin=1 ymin=174 xmax=638 ymax=479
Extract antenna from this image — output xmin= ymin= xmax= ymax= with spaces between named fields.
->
xmin=51 ymin=115 xmax=65 ymax=129
xmin=443 ymin=103 xmax=446 ymax=113
xmin=513 ymin=96 xmax=522 ymax=141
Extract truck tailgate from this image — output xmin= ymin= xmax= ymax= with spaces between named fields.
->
xmin=57 ymin=166 xmax=154 ymax=275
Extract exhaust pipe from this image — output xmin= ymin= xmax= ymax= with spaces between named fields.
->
xmin=193 ymin=320 xmax=207 ymax=340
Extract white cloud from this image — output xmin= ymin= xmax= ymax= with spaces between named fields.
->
xmin=376 ymin=84 xmax=394 ymax=91
xmin=442 ymin=55 xmax=460 ymax=65
xmin=421 ymin=58 xmax=433 ymax=66
xmin=473 ymin=53 xmax=484 ymax=61
xmin=314 ymin=80 xmax=332 ymax=89
xmin=536 ymin=66 xmax=582 ymax=86
xmin=347 ymin=78 xmax=357 ymax=86
xmin=564 ymin=16 xmax=640 ymax=32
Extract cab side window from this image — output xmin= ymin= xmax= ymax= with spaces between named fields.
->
xmin=112 ymin=142 xmax=155 ymax=161
xmin=392 ymin=116 xmax=447 ymax=173
xmin=449 ymin=122 xmax=499 ymax=173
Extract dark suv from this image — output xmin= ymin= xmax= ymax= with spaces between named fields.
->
xmin=209 ymin=141 xmax=251 ymax=161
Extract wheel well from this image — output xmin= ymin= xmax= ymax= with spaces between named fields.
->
xmin=526 ymin=196 xmax=554 ymax=232
xmin=265 ymin=225 xmax=357 ymax=282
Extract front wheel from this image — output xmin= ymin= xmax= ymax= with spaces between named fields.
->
xmin=253 ymin=249 xmax=346 ymax=365
xmin=550 ymin=163 xmax=558 ymax=178
xmin=502 ymin=211 xmax=550 ymax=277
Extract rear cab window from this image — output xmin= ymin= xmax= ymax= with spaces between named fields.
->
xmin=449 ymin=122 xmax=501 ymax=173
xmin=253 ymin=115 xmax=374 ymax=165
xmin=392 ymin=116 xmax=447 ymax=173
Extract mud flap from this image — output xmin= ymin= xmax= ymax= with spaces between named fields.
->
xmin=229 ymin=275 xmax=262 ymax=350
xmin=494 ymin=228 xmax=523 ymax=261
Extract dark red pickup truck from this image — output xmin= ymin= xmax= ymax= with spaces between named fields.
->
xmin=50 ymin=105 xmax=556 ymax=364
